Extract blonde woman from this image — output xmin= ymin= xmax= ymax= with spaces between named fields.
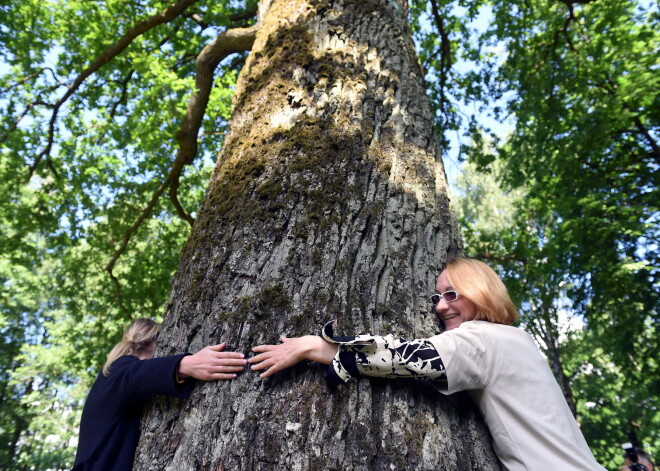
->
xmin=73 ymin=318 xmax=246 ymax=470
xmin=249 ymin=257 xmax=606 ymax=471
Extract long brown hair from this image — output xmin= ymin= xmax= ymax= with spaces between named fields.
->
xmin=103 ymin=318 xmax=161 ymax=376
xmin=444 ymin=257 xmax=518 ymax=325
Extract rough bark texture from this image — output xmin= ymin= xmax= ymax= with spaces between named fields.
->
xmin=135 ymin=0 xmax=502 ymax=469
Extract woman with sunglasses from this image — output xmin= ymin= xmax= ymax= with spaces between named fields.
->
xmin=249 ymin=257 xmax=605 ymax=471
xmin=72 ymin=318 xmax=247 ymax=471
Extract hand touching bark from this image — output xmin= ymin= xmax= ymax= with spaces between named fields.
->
xmin=249 ymin=335 xmax=338 ymax=378
xmin=178 ymin=343 xmax=247 ymax=381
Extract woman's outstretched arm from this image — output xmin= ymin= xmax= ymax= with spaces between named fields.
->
xmin=250 ymin=325 xmax=448 ymax=385
xmin=178 ymin=343 xmax=247 ymax=381
xmin=249 ymin=335 xmax=338 ymax=378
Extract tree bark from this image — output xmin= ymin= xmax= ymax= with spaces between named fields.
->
xmin=135 ymin=0 xmax=501 ymax=469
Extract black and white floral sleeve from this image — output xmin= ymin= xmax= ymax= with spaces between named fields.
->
xmin=321 ymin=321 xmax=447 ymax=384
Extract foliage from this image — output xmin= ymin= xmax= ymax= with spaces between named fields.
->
xmin=0 ymin=0 xmax=251 ymax=468
xmin=455 ymin=156 xmax=658 ymax=469
xmin=478 ymin=2 xmax=658 ymax=465
xmin=409 ymin=0 xmax=490 ymax=151
xmin=413 ymin=1 xmax=658 ymax=460
xmin=0 ymin=0 xmax=657 ymax=469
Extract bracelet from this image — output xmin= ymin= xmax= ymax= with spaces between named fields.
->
xmin=175 ymin=370 xmax=187 ymax=384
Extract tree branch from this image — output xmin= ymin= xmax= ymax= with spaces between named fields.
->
xmin=556 ymin=0 xmax=595 ymax=5
xmin=596 ymin=76 xmax=659 ymax=165
xmin=29 ymin=0 xmax=203 ymax=180
xmin=105 ymin=173 xmax=175 ymax=276
xmin=476 ymin=252 xmax=528 ymax=266
xmin=184 ymin=12 xmax=209 ymax=29
xmin=1 ymin=68 xmax=60 ymax=94
xmin=109 ymin=70 xmax=135 ymax=119
xmin=107 ymin=270 xmax=131 ymax=317
xmin=561 ymin=5 xmax=578 ymax=53
xmin=105 ymin=25 xmax=257 ymax=284
xmin=229 ymin=5 xmax=259 ymax=22
xmin=90 ymin=70 xmax=136 ymax=147
xmin=168 ymin=177 xmax=195 ymax=225
xmin=1 ymin=100 xmax=52 ymax=145
xmin=632 ymin=116 xmax=660 ymax=165
xmin=169 ymin=25 xmax=257 ymax=223
xmin=428 ymin=0 xmax=452 ymax=116
xmin=176 ymin=25 xmax=257 ymax=166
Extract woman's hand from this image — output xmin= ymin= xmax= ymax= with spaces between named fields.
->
xmin=249 ymin=335 xmax=338 ymax=378
xmin=178 ymin=343 xmax=247 ymax=381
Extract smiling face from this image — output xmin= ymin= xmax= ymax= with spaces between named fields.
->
xmin=434 ymin=270 xmax=478 ymax=331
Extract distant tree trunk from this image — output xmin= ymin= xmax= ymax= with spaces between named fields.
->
xmin=543 ymin=326 xmax=578 ymax=417
xmin=135 ymin=0 xmax=501 ymax=469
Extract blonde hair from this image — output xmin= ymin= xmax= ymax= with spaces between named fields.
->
xmin=444 ymin=257 xmax=518 ymax=325
xmin=103 ymin=318 xmax=161 ymax=376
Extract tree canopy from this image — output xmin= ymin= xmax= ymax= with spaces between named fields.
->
xmin=452 ymin=0 xmax=658 ymax=466
xmin=0 ymin=0 xmax=657 ymax=469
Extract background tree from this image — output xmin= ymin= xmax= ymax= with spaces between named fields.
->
xmin=455 ymin=149 xmax=658 ymax=469
xmin=418 ymin=0 xmax=658 ymax=462
xmin=466 ymin=2 xmax=659 ymax=467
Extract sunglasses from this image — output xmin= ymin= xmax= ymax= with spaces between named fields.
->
xmin=430 ymin=290 xmax=460 ymax=305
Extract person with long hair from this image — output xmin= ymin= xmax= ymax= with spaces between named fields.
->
xmin=73 ymin=318 xmax=246 ymax=470
xmin=249 ymin=257 xmax=605 ymax=470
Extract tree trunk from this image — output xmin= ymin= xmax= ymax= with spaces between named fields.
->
xmin=542 ymin=323 xmax=578 ymax=418
xmin=135 ymin=0 xmax=501 ymax=469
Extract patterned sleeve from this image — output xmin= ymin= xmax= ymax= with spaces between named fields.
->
xmin=321 ymin=321 xmax=447 ymax=384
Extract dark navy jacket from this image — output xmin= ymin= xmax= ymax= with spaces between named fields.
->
xmin=72 ymin=354 xmax=194 ymax=470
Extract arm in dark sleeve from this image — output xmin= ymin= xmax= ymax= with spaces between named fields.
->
xmin=109 ymin=354 xmax=196 ymax=399
xmin=320 ymin=321 xmax=447 ymax=384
